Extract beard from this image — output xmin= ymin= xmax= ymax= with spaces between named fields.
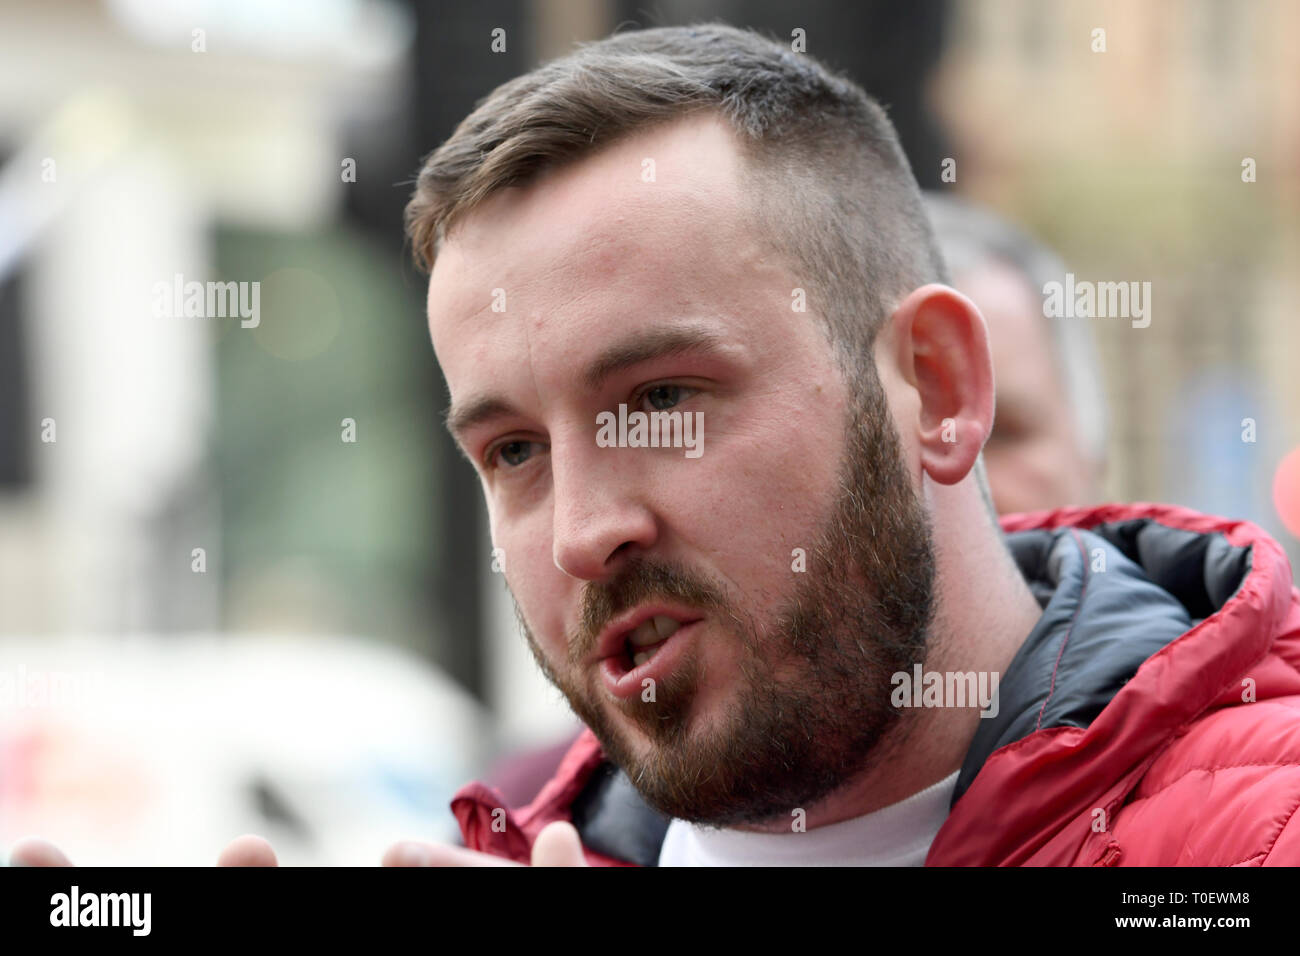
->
xmin=513 ymin=370 xmax=936 ymax=827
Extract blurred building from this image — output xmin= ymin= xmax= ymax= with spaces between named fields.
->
xmin=0 ymin=0 xmax=491 ymax=863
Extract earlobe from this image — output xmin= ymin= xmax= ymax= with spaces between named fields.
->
xmin=893 ymin=284 xmax=995 ymax=487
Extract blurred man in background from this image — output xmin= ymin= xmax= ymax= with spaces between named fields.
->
xmin=924 ymin=194 xmax=1107 ymax=514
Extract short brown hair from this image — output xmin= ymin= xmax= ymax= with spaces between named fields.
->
xmin=405 ymin=22 xmax=945 ymax=380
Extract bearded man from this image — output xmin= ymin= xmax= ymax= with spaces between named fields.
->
xmin=395 ymin=24 xmax=1300 ymax=867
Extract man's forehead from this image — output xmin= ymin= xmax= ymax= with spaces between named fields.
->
xmin=426 ymin=112 xmax=752 ymax=329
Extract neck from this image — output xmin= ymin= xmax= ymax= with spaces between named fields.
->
xmin=741 ymin=474 xmax=1043 ymax=832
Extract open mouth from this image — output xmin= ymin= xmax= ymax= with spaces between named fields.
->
xmin=621 ymin=614 xmax=684 ymax=670
xmin=598 ymin=609 xmax=703 ymax=698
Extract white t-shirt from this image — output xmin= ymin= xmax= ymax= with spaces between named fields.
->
xmin=656 ymin=770 xmax=960 ymax=866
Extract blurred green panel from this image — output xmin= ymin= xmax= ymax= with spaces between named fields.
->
xmin=212 ymin=227 xmax=445 ymax=659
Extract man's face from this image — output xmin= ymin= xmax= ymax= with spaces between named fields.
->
xmin=428 ymin=113 xmax=935 ymax=826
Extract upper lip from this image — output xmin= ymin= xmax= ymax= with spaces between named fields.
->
xmin=594 ymin=604 xmax=704 ymax=664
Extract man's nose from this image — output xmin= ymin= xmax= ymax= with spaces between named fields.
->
xmin=550 ymin=435 xmax=657 ymax=581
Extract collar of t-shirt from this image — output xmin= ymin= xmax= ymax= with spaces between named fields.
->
xmin=656 ymin=769 xmax=959 ymax=866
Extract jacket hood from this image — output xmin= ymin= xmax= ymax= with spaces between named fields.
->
xmin=929 ymin=502 xmax=1300 ymax=864
xmin=451 ymin=502 xmax=1300 ymax=866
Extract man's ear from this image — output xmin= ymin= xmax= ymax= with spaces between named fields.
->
xmin=881 ymin=283 xmax=994 ymax=487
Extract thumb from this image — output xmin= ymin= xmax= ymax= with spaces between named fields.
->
xmin=530 ymin=821 xmax=588 ymax=867
xmin=9 ymin=837 xmax=72 ymax=867
xmin=217 ymin=834 xmax=279 ymax=867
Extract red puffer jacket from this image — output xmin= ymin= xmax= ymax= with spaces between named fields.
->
xmin=451 ymin=503 xmax=1300 ymax=866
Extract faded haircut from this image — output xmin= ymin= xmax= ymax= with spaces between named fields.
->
xmin=404 ymin=22 xmax=947 ymax=386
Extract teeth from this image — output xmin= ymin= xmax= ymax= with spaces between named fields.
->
xmin=627 ymin=619 xmax=664 ymax=648
xmin=625 ymin=616 xmax=685 ymax=667
xmin=653 ymin=615 xmax=682 ymax=640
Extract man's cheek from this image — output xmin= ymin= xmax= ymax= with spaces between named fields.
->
xmin=511 ymin=565 xmax=569 ymax=655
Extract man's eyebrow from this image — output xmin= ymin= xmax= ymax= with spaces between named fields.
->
xmin=580 ymin=323 xmax=730 ymax=392
xmin=444 ymin=323 xmax=731 ymax=444
xmin=444 ymin=395 xmax=519 ymax=445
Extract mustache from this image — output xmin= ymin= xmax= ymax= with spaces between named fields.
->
xmin=571 ymin=558 xmax=731 ymax=665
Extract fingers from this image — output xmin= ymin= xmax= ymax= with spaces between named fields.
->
xmin=9 ymin=837 xmax=73 ymax=867
xmin=382 ymin=822 xmax=588 ymax=867
xmin=530 ymin=821 xmax=588 ymax=867
xmin=11 ymin=834 xmax=282 ymax=867
xmin=217 ymin=834 xmax=279 ymax=867
xmin=382 ymin=841 xmax=521 ymax=867
xmin=8 ymin=831 xmax=585 ymax=867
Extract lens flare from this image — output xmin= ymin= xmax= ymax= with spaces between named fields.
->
xmin=1273 ymin=446 xmax=1300 ymax=538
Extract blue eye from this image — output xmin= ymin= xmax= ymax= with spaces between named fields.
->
xmin=643 ymin=384 xmax=691 ymax=411
xmin=492 ymin=440 xmax=536 ymax=469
